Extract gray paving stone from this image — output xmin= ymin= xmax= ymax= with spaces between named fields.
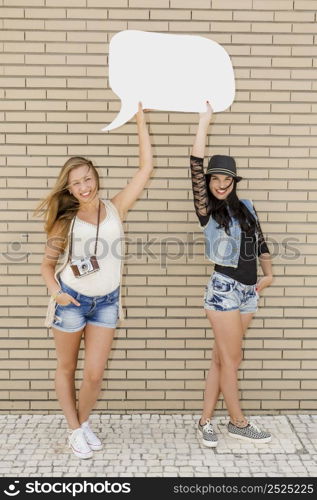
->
xmin=0 ymin=414 xmax=316 ymax=477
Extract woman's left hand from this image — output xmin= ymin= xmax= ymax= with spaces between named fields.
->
xmin=199 ymin=100 xmax=213 ymax=124
xmin=256 ymin=275 xmax=273 ymax=294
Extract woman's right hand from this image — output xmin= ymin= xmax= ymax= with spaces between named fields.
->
xmin=199 ymin=101 xmax=213 ymax=124
xmin=55 ymin=292 xmax=80 ymax=307
xmin=135 ymin=101 xmax=147 ymax=126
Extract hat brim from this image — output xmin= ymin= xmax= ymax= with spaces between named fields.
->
xmin=205 ymin=172 xmax=243 ymax=183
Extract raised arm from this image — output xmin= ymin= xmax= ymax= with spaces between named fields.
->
xmin=190 ymin=102 xmax=213 ymax=226
xmin=192 ymin=101 xmax=213 ymax=158
xmin=111 ymin=102 xmax=153 ymax=220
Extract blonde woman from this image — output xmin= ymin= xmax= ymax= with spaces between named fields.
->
xmin=35 ymin=104 xmax=152 ymax=459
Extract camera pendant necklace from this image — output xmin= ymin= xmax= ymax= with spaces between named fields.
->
xmin=69 ymin=199 xmax=101 ymax=278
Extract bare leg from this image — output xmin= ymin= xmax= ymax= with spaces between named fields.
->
xmin=200 ymin=343 xmax=221 ymax=423
xmin=200 ymin=311 xmax=254 ymax=424
xmin=77 ymin=324 xmax=115 ymax=424
xmin=52 ymin=327 xmax=83 ymax=430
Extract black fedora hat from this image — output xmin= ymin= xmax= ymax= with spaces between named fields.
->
xmin=206 ymin=155 xmax=242 ymax=182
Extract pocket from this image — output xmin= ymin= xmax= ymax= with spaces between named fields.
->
xmin=212 ymin=277 xmax=234 ymax=294
xmin=253 ymin=284 xmax=260 ymax=300
xmin=56 ymin=301 xmax=72 ymax=309
xmin=60 ymin=280 xmax=78 ymax=298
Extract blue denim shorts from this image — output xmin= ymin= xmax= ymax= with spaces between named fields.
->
xmin=204 ymin=271 xmax=259 ymax=314
xmin=52 ymin=280 xmax=120 ymax=332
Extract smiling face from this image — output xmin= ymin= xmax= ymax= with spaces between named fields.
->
xmin=209 ymin=173 xmax=234 ymax=200
xmin=67 ymin=164 xmax=98 ymax=204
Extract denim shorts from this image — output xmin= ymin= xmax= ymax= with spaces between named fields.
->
xmin=204 ymin=271 xmax=259 ymax=314
xmin=52 ymin=280 xmax=120 ymax=332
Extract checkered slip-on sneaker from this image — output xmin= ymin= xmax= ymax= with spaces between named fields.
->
xmin=197 ymin=418 xmax=218 ymax=448
xmin=228 ymin=421 xmax=271 ymax=443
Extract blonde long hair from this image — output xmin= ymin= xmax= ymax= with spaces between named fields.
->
xmin=34 ymin=156 xmax=100 ymax=250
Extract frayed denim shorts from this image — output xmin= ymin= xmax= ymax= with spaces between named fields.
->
xmin=52 ymin=280 xmax=120 ymax=332
xmin=204 ymin=271 xmax=259 ymax=314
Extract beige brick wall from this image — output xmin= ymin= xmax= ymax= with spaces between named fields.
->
xmin=1 ymin=0 xmax=316 ymax=414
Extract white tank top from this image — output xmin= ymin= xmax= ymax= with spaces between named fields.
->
xmin=59 ymin=200 xmax=122 ymax=296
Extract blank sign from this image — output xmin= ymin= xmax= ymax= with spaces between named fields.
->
xmin=103 ymin=30 xmax=235 ymax=131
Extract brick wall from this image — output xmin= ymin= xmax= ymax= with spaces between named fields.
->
xmin=1 ymin=0 xmax=316 ymax=414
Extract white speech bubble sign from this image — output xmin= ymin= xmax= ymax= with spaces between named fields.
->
xmin=102 ymin=30 xmax=235 ymax=131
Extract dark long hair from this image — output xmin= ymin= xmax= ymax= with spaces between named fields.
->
xmin=205 ymin=174 xmax=256 ymax=236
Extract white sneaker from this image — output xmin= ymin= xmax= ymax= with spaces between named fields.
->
xmin=68 ymin=428 xmax=93 ymax=459
xmin=81 ymin=420 xmax=103 ymax=451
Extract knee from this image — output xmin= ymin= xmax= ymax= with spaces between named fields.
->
xmin=83 ymin=371 xmax=104 ymax=388
xmin=56 ymin=362 xmax=77 ymax=378
xmin=219 ymin=351 xmax=243 ymax=371
xmin=234 ymin=353 xmax=243 ymax=370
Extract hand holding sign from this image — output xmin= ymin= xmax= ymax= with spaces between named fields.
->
xmin=103 ymin=30 xmax=235 ymax=131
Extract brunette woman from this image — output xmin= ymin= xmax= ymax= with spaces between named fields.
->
xmin=191 ymin=103 xmax=273 ymax=447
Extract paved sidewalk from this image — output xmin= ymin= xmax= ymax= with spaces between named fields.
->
xmin=0 ymin=414 xmax=316 ymax=477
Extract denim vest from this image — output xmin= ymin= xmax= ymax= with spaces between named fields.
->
xmin=203 ymin=199 xmax=258 ymax=268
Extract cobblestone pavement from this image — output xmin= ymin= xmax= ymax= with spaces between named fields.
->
xmin=0 ymin=414 xmax=316 ymax=477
